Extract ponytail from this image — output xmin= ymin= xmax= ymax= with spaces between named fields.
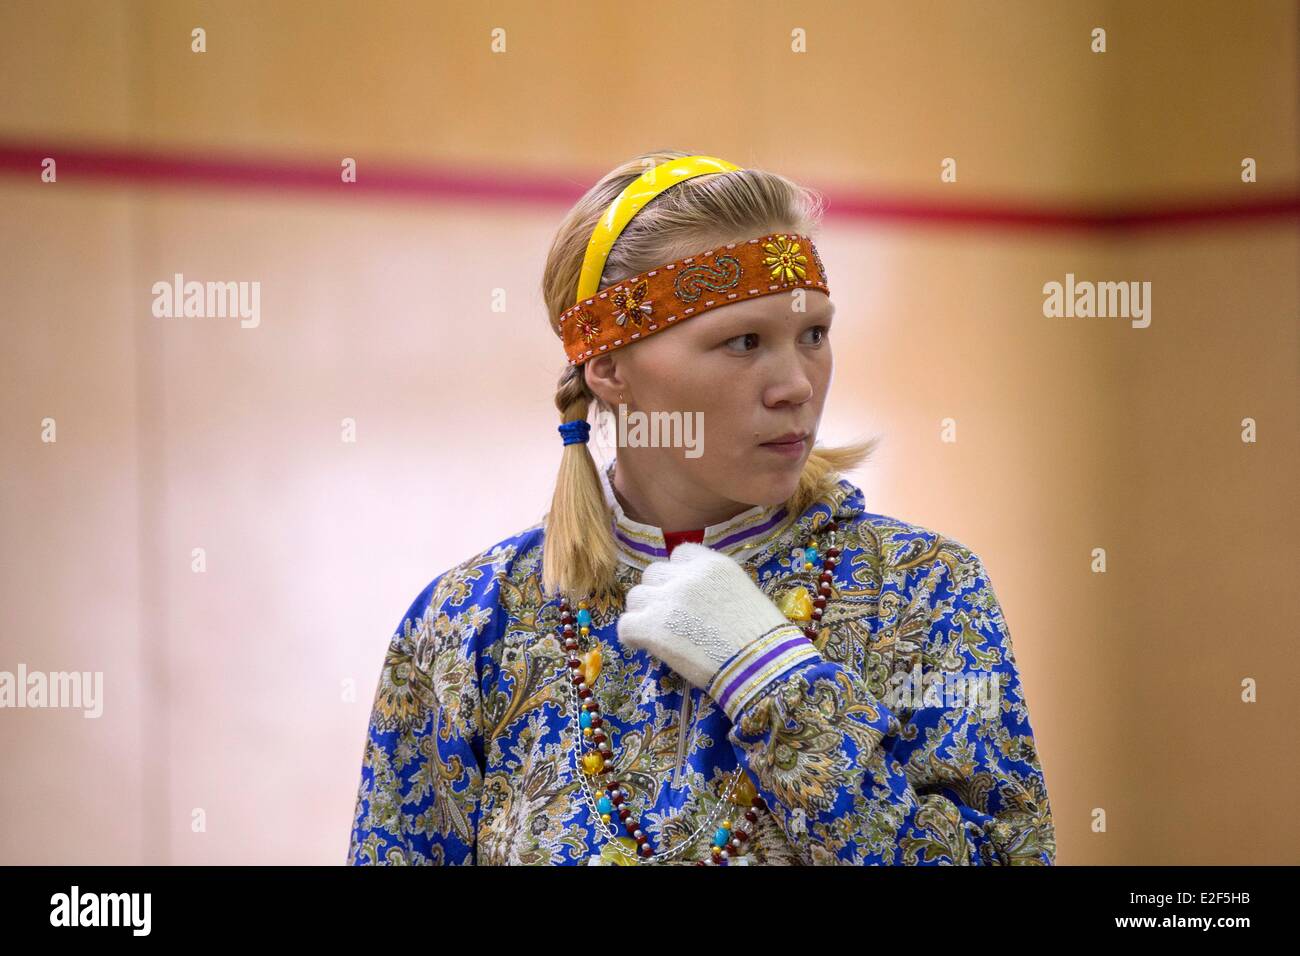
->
xmin=541 ymin=364 xmax=619 ymax=604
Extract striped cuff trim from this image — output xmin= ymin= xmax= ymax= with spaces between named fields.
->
xmin=708 ymin=623 xmax=819 ymax=722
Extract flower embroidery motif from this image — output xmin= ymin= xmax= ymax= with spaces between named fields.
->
xmin=574 ymin=309 xmax=601 ymax=344
xmin=611 ymin=280 xmax=652 ymax=328
xmin=762 ymin=235 xmax=809 ymax=284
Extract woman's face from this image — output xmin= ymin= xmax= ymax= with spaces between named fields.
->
xmin=585 ymin=288 xmax=835 ymax=510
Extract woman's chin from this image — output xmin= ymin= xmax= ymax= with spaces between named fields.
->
xmin=734 ymin=465 xmax=804 ymax=507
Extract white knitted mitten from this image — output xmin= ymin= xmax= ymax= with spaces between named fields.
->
xmin=617 ymin=542 xmax=802 ymax=692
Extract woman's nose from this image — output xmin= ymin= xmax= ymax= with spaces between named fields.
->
xmin=765 ymin=356 xmax=814 ymax=407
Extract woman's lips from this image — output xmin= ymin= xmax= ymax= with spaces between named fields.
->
xmin=759 ymin=436 xmax=807 ymax=459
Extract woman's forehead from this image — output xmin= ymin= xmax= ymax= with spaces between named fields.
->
xmin=702 ymin=289 xmax=834 ymax=327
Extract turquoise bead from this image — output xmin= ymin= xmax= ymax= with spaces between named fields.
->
xmin=576 ymin=609 xmax=592 ymax=627
xmin=580 ymin=710 xmax=591 ymax=729
xmin=597 ymin=796 xmax=612 ymax=815
xmin=713 ymin=827 xmax=730 ymax=847
xmin=804 ymin=546 xmax=819 ymax=565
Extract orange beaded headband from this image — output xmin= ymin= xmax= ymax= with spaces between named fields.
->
xmin=558 ymin=231 xmax=830 ymax=366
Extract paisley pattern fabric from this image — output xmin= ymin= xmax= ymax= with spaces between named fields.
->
xmin=347 ymin=463 xmax=1056 ymax=865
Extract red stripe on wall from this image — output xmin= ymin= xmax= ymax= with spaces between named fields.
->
xmin=2 ymin=138 xmax=1296 ymax=233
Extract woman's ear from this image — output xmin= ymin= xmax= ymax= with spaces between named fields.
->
xmin=584 ymin=355 xmax=627 ymax=409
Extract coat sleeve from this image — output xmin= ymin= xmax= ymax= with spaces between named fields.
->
xmin=347 ymin=565 xmax=490 ymax=865
xmin=706 ymin=547 xmax=1056 ymax=865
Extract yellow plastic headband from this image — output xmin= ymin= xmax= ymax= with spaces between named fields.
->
xmin=574 ymin=155 xmax=742 ymax=303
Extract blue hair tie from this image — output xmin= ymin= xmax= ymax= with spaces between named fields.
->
xmin=558 ymin=420 xmax=591 ymax=446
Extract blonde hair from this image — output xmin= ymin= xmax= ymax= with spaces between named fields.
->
xmin=541 ymin=148 xmax=877 ymax=603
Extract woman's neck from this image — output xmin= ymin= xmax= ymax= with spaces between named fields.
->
xmin=610 ymin=457 xmax=750 ymax=533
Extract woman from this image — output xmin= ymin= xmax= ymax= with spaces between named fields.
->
xmin=347 ymin=151 xmax=1056 ymax=865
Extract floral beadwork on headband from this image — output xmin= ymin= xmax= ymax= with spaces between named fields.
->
xmin=573 ymin=308 xmax=601 ymax=345
xmin=611 ymin=280 xmax=651 ymax=328
xmin=763 ymin=235 xmax=810 ymax=283
xmin=558 ymin=232 xmax=829 ymax=365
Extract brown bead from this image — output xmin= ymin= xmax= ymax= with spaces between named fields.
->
xmin=578 ymin=687 xmax=591 ymax=698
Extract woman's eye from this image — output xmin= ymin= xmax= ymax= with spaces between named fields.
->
xmin=723 ymin=326 xmax=828 ymax=352
xmin=724 ymin=332 xmax=760 ymax=352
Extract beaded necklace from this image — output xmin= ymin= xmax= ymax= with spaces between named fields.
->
xmin=558 ymin=519 xmax=840 ymax=865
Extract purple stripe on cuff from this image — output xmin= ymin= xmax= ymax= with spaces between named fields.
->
xmin=716 ymin=635 xmax=809 ymax=712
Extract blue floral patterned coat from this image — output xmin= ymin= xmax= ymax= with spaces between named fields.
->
xmin=348 ymin=461 xmax=1056 ymax=865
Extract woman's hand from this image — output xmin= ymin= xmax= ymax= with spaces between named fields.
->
xmin=617 ymin=542 xmax=796 ymax=691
